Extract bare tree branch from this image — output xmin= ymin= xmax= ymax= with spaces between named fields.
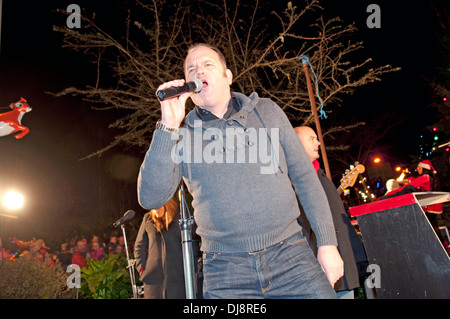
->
xmin=52 ymin=0 xmax=399 ymax=163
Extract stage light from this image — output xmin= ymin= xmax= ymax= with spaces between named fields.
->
xmin=373 ymin=157 xmax=381 ymax=164
xmin=2 ymin=191 xmax=24 ymax=210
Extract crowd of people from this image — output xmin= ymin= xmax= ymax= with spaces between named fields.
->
xmin=0 ymin=233 xmax=131 ymax=271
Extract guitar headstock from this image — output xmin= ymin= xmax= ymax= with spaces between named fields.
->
xmin=340 ymin=163 xmax=365 ymax=190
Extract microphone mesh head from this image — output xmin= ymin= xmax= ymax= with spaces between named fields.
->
xmin=125 ymin=210 xmax=135 ymax=219
xmin=192 ymin=78 xmax=203 ymax=92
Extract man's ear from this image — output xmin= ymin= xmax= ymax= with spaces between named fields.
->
xmin=226 ymin=69 xmax=233 ymax=85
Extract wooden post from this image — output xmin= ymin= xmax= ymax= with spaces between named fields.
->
xmin=302 ymin=62 xmax=332 ymax=179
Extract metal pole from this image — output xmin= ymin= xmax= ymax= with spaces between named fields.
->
xmin=121 ymin=224 xmax=138 ymax=299
xmin=178 ymin=183 xmax=197 ymax=299
xmin=302 ymin=62 xmax=332 ymax=179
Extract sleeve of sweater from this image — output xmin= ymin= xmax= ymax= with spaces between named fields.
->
xmin=137 ymin=128 xmax=182 ymax=210
xmin=274 ymin=104 xmax=338 ymax=247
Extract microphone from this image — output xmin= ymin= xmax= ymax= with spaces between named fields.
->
xmin=156 ymin=78 xmax=203 ymax=101
xmin=113 ymin=210 xmax=135 ymax=228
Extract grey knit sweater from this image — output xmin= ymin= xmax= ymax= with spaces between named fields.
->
xmin=138 ymin=92 xmax=337 ymax=253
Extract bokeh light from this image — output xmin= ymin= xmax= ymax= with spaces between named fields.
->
xmin=2 ymin=191 xmax=24 ymax=210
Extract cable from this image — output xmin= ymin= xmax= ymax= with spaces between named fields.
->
xmin=299 ymin=55 xmax=327 ymax=119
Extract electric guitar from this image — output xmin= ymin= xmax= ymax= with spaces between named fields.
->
xmin=337 ymin=164 xmax=365 ymax=195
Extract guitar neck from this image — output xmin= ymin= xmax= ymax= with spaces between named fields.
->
xmin=336 ymin=164 xmax=365 ymax=195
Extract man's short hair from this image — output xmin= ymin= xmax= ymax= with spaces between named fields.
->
xmin=184 ymin=43 xmax=228 ymax=74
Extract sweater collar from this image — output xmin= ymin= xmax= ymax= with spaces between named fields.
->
xmin=194 ymin=93 xmax=241 ymax=122
xmin=185 ymin=92 xmax=259 ymax=130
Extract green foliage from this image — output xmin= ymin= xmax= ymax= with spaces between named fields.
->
xmin=80 ymin=253 xmax=134 ymax=299
xmin=355 ymin=287 xmax=366 ymax=299
xmin=0 ymin=257 xmax=72 ymax=299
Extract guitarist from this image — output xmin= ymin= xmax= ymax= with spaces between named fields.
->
xmin=294 ymin=126 xmax=368 ymax=299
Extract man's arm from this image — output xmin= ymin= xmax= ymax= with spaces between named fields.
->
xmin=137 ymin=129 xmax=182 ymax=210
xmin=274 ymin=104 xmax=343 ymax=286
xmin=275 ymin=106 xmax=336 ymax=246
xmin=138 ymin=79 xmax=192 ymax=210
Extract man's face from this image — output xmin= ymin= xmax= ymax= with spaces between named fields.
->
xmin=296 ymin=127 xmax=321 ymax=162
xmin=184 ymin=46 xmax=233 ymax=110
xmin=77 ymin=242 xmax=87 ymax=253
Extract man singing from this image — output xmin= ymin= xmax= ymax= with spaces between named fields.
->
xmin=137 ymin=43 xmax=343 ymax=298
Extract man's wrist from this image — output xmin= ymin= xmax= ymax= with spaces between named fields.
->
xmin=156 ymin=121 xmax=180 ymax=134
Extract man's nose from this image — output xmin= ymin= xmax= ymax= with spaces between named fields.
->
xmin=196 ymin=64 xmax=206 ymax=76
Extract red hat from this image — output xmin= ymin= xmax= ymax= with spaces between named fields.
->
xmin=418 ymin=160 xmax=437 ymax=174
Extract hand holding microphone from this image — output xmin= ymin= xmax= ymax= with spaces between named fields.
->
xmin=156 ymin=78 xmax=203 ymax=101
xmin=156 ymin=78 xmax=203 ymax=129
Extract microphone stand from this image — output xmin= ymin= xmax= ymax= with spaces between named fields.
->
xmin=178 ymin=182 xmax=197 ymax=299
xmin=121 ymin=224 xmax=138 ymax=299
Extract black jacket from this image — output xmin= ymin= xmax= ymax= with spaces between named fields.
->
xmin=134 ymin=211 xmax=186 ymax=298
xmin=298 ymin=167 xmax=368 ymax=292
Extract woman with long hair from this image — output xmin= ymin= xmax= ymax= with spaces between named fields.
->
xmin=134 ymin=198 xmax=186 ymax=299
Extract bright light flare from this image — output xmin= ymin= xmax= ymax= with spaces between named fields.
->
xmin=2 ymin=191 xmax=24 ymax=210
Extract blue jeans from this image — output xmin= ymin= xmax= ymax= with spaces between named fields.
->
xmin=202 ymin=232 xmax=337 ymax=299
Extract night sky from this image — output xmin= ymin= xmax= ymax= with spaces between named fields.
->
xmin=0 ymin=0 xmax=146 ymax=245
xmin=320 ymin=0 xmax=445 ymax=162
xmin=0 ymin=1 xmax=447 ymax=246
